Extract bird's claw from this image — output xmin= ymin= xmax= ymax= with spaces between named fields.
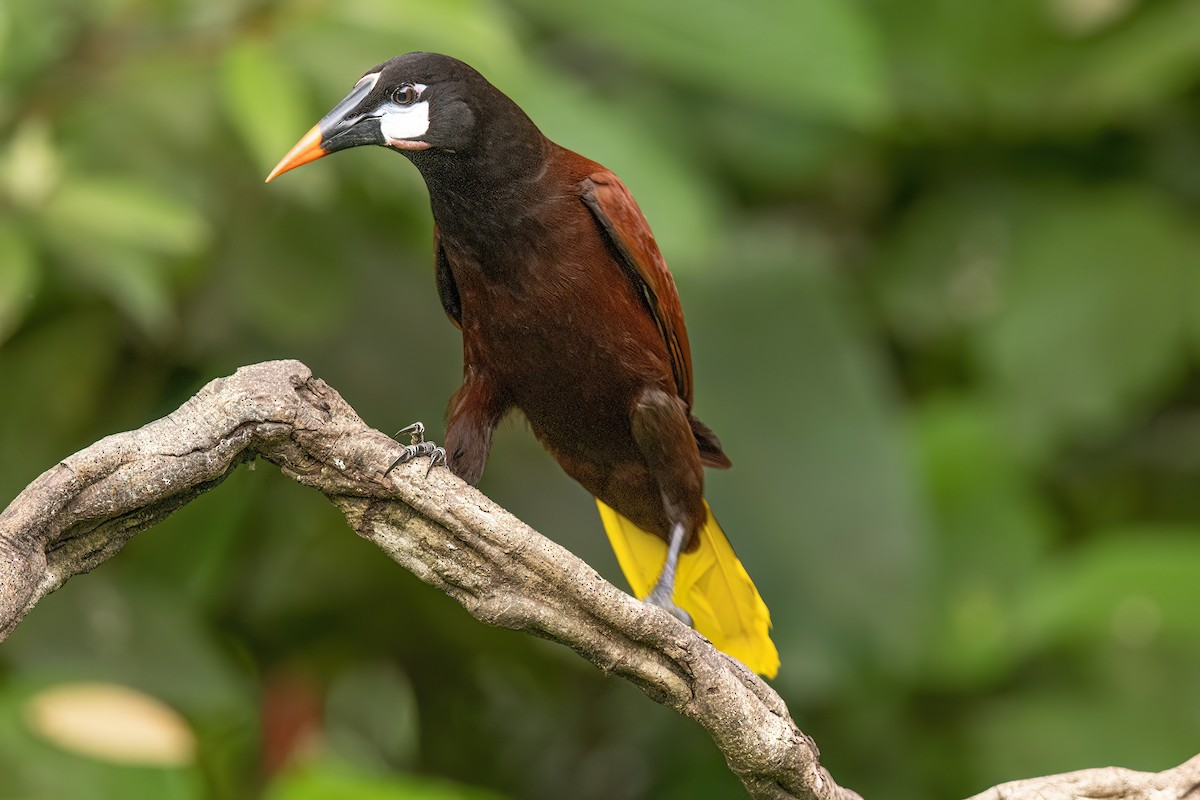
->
xmin=395 ymin=422 xmax=426 ymax=445
xmin=424 ymin=445 xmax=447 ymax=476
xmin=385 ymin=421 xmax=447 ymax=477
xmin=645 ymin=587 xmax=693 ymax=627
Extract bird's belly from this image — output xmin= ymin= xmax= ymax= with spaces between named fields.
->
xmin=465 ymin=289 xmax=670 ymax=469
xmin=498 ymin=341 xmax=672 ymax=536
xmin=491 ymin=320 xmax=641 ymax=444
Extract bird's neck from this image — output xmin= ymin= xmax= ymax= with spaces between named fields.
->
xmin=420 ymin=135 xmax=558 ymax=260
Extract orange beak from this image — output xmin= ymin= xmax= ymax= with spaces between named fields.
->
xmin=265 ymin=125 xmax=327 ymax=183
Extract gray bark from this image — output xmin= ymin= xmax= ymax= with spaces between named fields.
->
xmin=964 ymin=755 xmax=1200 ymax=799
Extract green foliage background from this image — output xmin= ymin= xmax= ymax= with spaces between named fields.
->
xmin=3 ymin=0 xmax=1200 ymax=797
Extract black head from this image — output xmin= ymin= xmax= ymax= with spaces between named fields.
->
xmin=266 ymin=52 xmax=539 ymax=182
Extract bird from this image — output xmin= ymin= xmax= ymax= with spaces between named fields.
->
xmin=266 ymin=52 xmax=779 ymax=678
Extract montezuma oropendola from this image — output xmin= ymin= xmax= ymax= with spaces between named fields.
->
xmin=266 ymin=52 xmax=778 ymax=677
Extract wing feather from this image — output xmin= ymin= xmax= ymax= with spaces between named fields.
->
xmin=580 ymin=172 xmax=693 ymax=406
xmin=434 ymin=227 xmax=462 ymax=329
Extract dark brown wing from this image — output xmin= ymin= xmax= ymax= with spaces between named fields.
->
xmin=580 ymin=171 xmax=693 ymax=406
xmin=434 ymin=227 xmax=462 ymax=329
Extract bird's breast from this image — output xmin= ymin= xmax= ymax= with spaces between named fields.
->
xmin=442 ymin=217 xmax=674 ymax=458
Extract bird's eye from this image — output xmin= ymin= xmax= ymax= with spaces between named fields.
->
xmin=391 ymin=84 xmax=419 ymax=106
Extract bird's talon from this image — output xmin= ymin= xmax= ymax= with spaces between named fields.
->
xmin=425 ymin=447 xmax=447 ymax=477
xmin=395 ymin=421 xmax=426 ymax=445
xmin=384 ymin=447 xmax=413 ymax=476
xmin=385 ymin=422 xmax=445 ymax=478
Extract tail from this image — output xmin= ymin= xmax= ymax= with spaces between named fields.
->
xmin=595 ymin=499 xmax=780 ymax=679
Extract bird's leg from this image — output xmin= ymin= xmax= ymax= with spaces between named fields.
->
xmin=385 ymin=421 xmax=447 ymax=477
xmin=645 ymin=522 xmax=693 ymax=627
xmin=628 ymin=389 xmax=704 ymax=628
xmin=443 ymin=374 xmax=510 ymax=485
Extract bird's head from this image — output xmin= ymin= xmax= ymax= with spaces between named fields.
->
xmin=266 ymin=52 xmax=520 ymax=183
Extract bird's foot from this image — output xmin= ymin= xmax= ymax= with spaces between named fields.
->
xmin=644 ymin=522 xmax=693 ymax=626
xmin=385 ymin=421 xmax=446 ymax=477
xmin=645 ymin=585 xmax=693 ymax=627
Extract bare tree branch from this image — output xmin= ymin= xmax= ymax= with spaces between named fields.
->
xmin=965 ymin=753 xmax=1200 ymax=800
xmin=0 ymin=360 xmax=854 ymax=800
xmin=0 ymin=360 xmax=1195 ymax=800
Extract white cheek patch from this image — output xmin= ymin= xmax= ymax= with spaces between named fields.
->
xmin=379 ymin=100 xmax=430 ymax=143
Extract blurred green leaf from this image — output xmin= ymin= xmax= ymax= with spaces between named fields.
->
xmin=325 ymin=662 xmax=420 ymax=771
xmin=877 ymin=0 xmax=1200 ymax=132
xmin=266 ymin=759 xmax=506 ymax=800
xmin=3 ymin=578 xmax=253 ymax=720
xmin=976 ymin=185 xmax=1194 ymax=453
xmin=222 ymin=209 xmax=357 ymax=344
xmin=90 ymin=52 xmax=223 ymax=159
xmin=874 ymin=180 xmax=1196 ymax=455
xmin=0 ymin=4 xmax=8 ymax=69
xmin=70 ymin=246 xmax=176 ymax=335
xmin=514 ymin=0 xmax=888 ymax=126
xmin=968 ymin=651 xmax=1200 ymax=783
xmin=913 ymin=396 xmax=1055 ymax=685
xmin=0 ymin=225 xmax=39 ymax=344
xmin=1018 ymin=527 xmax=1200 ymax=649
xmin=221 ymin=39 xmax=313 ymax=174
xmin=871 ymin=182 xmax=1010 ymax=345
xmin=866 ymin=1 xmax=1052 ymax=128
xmin=36 ymin=175 xmax=209 ymax=333
xmin=0 ymin=310 xmax=120 ymax=491
xmin=1046 ymin=0 xmax=1136 ymax=35
xmin=40 ymin=175 xmax=209 ymax=256
xmin=0 ymin=3 xmax=78 ymax=97
xmin=116 ymin=461 xmax=259 ymax=607
xmin=326 ymin=0 xmax=523 ymax=78
xmin=1052 ymin=1 xmax=1200 ymax=127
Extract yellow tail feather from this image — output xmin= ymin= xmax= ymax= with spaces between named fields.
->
xmin=596 ymin=499 xmax=780 ymax=678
